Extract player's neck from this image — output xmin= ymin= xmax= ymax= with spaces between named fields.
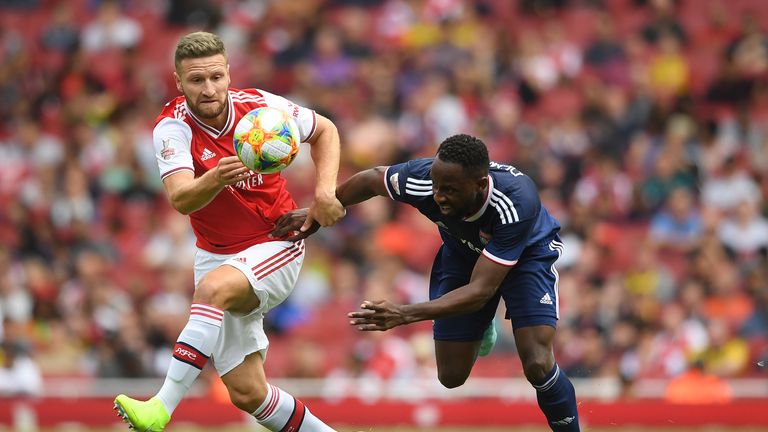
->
xmin=201 ymin=109 xmax=228 ymax=131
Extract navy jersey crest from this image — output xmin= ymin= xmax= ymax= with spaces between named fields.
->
xmin=384 ymin=158 xmax=560 ymax=266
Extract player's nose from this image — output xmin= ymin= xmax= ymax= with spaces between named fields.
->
xmin=201 ymin=80 xmax=216 ymax=96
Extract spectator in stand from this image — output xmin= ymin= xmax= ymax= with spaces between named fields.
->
xmin=697 ymin=319 xmax=749 ymax=377
xmin=639 ymin=150 xmax=696 ymax=214
xmin=649 ymin=187 xmax=703 ymax=253
xmin=80 ymin=0 xmax=142 ymax=53
xmin=640 ymin=0 xmax=687 ymax=45
xmin=647 ymin=30 xmax=690 ymax=101
xmin=701 ymin=260 xmax=754 ymax=333
xmin=716 ymin=199 xmax=768 ymax=261
xmin=726 ymin=14 xmax=768 ymax=83
xmin=40 ymin=3 xmax=80 ymax=54
xmin=701 ymin=156 xmax=762 ymax=214
xmin=740 ymin=265 xmax=768 ymax=339
xmin=584 ymin=13 xmax=628 ymax=86
xmin=0 ymin=340 xmax=42 ymax=397
xmin=573 ymin=157 xmax=633 ymax=219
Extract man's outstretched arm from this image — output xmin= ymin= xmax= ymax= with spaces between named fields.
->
xmin=270 ymin=166 xmax=390 ymax=240
xmin=348 ymin=256 xmax=511 ymax=331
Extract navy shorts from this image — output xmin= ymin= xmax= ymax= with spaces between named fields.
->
xmin=429 ymin=235 xmax=563 ymax=342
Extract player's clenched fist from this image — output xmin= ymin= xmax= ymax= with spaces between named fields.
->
xmin=304 ymin=193 xmax=345 ymax=229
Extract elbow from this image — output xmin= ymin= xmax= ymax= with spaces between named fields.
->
xmin=169 ymin=197 xmax=193 ymax=215
xmin=467 ymin=289 xmax=497 ymax=313
xmin=174 ymin=205 xmax=192 ymax=216
xmin=312 ymin=115 xmax=339 ymax=142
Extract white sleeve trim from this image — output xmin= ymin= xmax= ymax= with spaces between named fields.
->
xmin=482 ymin=249 xmax=518 ymax=267
xmin=259 ymin=89 xmax=316 ymax=142
xmin=383 ymin=167 xmax=395 ymax=200
xmin=160 ymin=166 xmax=194 ymax=180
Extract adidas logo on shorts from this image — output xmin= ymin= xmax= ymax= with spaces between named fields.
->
xmin=540 ymin=293 xmax=553 ymax=305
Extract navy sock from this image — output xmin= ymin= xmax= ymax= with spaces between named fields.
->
xmin=532 ymin=363 xmax=580 ymax=431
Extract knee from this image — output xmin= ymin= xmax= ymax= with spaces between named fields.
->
xmin=227 ymin=380 xmax=269 ymax=413
xmin=521 ymin=354 xmax=554 ymax=384
xmin=438 ymin=370 xmax=469 ymax=389
xmin=194 ymin=276 xmax=234 ymax=310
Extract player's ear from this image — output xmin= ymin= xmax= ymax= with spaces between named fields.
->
xmin=477 ymin=175 xmax=488 ymax=190
xmin=174 ymin=71 xmax=183 ymax=93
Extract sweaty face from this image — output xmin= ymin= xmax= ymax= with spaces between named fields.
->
xmin=175 ymin=54 xmax=230 ymax=122
xmin=430 ymin=158 xmax=487 ymax=218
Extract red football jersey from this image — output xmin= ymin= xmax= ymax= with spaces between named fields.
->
xmin=153 ymin=88 xmax=317 ymax=254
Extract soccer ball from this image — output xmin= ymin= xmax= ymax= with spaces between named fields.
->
xmin=233 ymin=107 xmax=300 ymax=174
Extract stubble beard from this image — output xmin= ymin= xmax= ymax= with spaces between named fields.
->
xmin=190 ymin=98 xmax=226 ymax=120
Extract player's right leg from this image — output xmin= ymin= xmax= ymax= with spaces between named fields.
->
xmin=429 ymin=246 xmax=502 ymax=388
xmin=115 ymin=263 xmax=256 ymax=431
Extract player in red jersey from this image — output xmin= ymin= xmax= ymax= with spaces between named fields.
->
xmin=114 ymin=31 xmax=344 ymax=432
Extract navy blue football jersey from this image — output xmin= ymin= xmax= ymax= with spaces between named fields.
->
xmin=383 ymin=158 xmax=560 ymax=266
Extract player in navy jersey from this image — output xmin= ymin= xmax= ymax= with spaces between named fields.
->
xmin=273 ymin=134 xmax=580 ymax=431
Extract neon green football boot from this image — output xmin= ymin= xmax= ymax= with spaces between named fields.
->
xmin=113 ymin=395 xmax=170 ymax=432
xmin=478 ymin=322 xmax=497 ymax=357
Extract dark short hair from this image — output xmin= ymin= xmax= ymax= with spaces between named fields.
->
xmin=436 ymin=134 xmax=489 ymax=176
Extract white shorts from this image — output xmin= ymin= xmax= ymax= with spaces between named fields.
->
xmin=193 ymin=240 xmax=305 ymax=376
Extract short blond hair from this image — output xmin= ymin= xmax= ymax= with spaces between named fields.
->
xmin=174 ymin=31 xmax=226 ymax=71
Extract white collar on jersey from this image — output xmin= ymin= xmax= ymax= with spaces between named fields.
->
xmin=183 ymin=92 xmax=235 ymax=138
xmin=463 ymin=174 xmax=494 ymax=222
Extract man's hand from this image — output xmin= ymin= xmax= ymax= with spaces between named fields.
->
xmin=214 ymin=156 xmax=252 ymax=186
xmin=348 ymin=300 xmax=410 ymax=331
xmin=304 ymin=193 xmax=345 ymax=231
xmin=270 ymin=208 xmax=321 ymax=241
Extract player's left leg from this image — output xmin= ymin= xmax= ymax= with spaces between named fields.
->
xmin=504 ymin=236 xmax=579 ymax=431
xmin=215 ymin=239 xmax=334 ymax=430
xmin=514 ymin=325 xmax=579 ymax=432
xmin=222 ymin=352 xmax=334 ymax=431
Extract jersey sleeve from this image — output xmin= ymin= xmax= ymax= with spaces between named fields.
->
xmin=482 ymin=183 xmax=541 ymax=266
xmin=153 ymin=117 xmax=194 ymax=180
xmin=383 ymin=159 xmax=433 ymax=205
xmin=482 ymin=215 xmax=536 ymax=266
xmin=258 ymin=89 xmax=317 ymax=142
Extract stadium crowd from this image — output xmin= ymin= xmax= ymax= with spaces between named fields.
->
xmin=0 ymin=0 xmax=766 ymax=399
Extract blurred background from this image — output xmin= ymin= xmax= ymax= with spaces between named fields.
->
xmin=0 ymin=0 xmax=767 ymax=430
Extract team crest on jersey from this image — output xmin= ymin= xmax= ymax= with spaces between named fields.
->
xmin=389 ymin=173 xmax=400 ymax=195
xmin=161 ymin=137 xmax=178 ymax=160
xmin=479 ymin=230 xmax=492 ymax=245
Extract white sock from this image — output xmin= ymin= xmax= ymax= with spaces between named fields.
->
xmin=156 ymin=303 xmax=224 ymax=414
xmin=251 ymin=384 xmax=335 ymax=431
